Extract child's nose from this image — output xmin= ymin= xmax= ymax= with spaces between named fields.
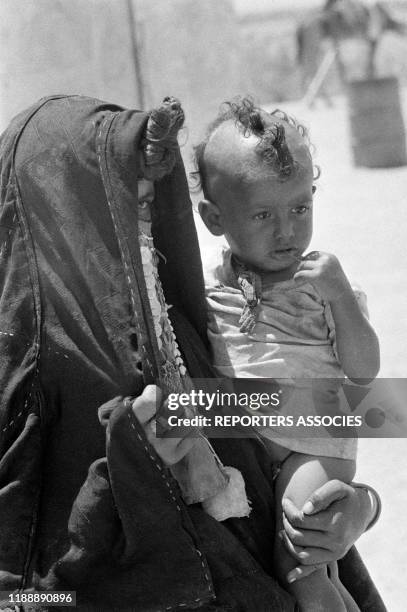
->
xmin=274 ymin=218 xmax=294 ymax=241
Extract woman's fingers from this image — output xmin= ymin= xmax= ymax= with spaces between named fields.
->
xmin=172 ymin=433 xmax=198 ymax=463
xmin=286 ymin=563 xmax=326 ymax=584
xmin=132 ymin=384 xmax=161 ymax=425
xmin=280 ymin=530 xmax=336 ymax=565
xmin=153 ymin=430 xmax=198 ymax=465
xmin=301 ymin=479 xmax=350 ymax=514
xmin=131 ymin=385 xmax=199 ymax=465
xmin=282 ymin=498 xmax=334 ymax=532
xmin=282 ymin=514 xmax=331 ymax=550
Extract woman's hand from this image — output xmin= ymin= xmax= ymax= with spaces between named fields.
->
xmin=280 ymin=479 xmax=376 ymax=583
xmin=131 ymin=385 xmax=197 ymax=466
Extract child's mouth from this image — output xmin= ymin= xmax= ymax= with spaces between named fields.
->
xmin=272 ymin=247 xmax=297 ymax=258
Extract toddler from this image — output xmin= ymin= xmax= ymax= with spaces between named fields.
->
xmin=195 ymin=98 xmax=380 ymax=611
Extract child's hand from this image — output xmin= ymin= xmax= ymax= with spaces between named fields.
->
xmin=295 ymin=251 xmax=380 ymax=380
xmin=294 ymin=251 xmax=351 ymax=302
xmin=132 ymin=385 xmax=197 ymax=466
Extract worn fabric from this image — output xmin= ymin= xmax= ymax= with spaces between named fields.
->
xmin=205 ymin=249 xmax=370 ymax=459
xmin=0 ymin=96 xmax=385 ymax=611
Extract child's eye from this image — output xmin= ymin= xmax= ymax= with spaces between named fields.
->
xmin=292 ymin=203 xmax=311 ymax=215
xmin=312 ymin=185 xmax=317 ymax=194
xmin=139 ymin=200 xmax=150 ymax=209
xmin=293 ymin=206 xmax=307 ymax=214
xmin=253 ymin=211 xmax=271 ymax=220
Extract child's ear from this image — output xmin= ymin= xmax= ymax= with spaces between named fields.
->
xmin=198 ymin=199 xmax=224 ymax=236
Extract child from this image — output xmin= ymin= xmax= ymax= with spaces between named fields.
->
xmin=195 ymin=98 xmax=380 ymax=612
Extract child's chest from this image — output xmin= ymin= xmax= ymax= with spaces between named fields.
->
xmin=253 ymin=281 xmax=331 ymax=344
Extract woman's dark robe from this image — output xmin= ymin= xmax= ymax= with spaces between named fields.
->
xmin=0 ymin=96 xmax=385 ymax=611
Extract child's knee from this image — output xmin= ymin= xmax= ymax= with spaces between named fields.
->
xmin=276 ymin=453 xmax=356 ymax=510
xmin=321 ymin=456 xmax=356 ymax=484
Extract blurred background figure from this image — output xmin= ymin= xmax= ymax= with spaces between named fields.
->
xmin=297 ymin=0 xmax=407 ymax=107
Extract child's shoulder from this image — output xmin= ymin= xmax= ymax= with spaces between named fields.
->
xmin=204 ymin=247 xmax=239 ymax=291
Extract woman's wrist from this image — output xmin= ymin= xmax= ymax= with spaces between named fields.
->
xmin=352 ymin=482 xmax=382 ymax=532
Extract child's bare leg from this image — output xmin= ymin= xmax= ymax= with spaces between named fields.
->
xmin=273 ymin=451 xmax=358 ymax=612
xmin=328 ymin=562 xmax=360 ymax=612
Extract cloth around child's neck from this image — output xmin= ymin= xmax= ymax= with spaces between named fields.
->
xmin=231 ymin=254 xmax=262 ymax=333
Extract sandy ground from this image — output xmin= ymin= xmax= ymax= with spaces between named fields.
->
xmin=190 ymin=91 xmax=407 ymax=610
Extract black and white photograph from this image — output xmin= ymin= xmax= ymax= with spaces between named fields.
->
xmin=0 ymin=1 xmax=406 ymax=610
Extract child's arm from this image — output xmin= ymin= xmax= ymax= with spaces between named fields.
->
xmin=294 ymin=251 xmax=380 ymax=382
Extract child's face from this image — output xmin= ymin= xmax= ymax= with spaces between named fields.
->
xmin=219 ymin=167 xmax=313 ymax=274
xmin=200 ymin=122 xmax=314 ymax=274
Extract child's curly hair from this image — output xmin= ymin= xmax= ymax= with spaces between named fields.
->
xmin=191 ymin=96 xmax=320 ymax=197
xmin=139 ymin=96 xmax=185 ymax=181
